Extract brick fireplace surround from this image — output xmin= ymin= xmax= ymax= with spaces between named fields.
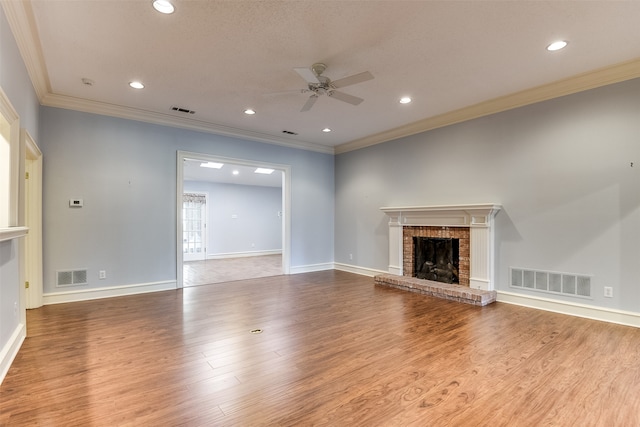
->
xmin=375 ymin=204 xmax=501 ymax=306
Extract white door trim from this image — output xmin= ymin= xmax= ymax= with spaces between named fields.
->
xmin=22 ymin=129 xmax=43 ymax=309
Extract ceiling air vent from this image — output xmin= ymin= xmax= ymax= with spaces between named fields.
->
xmin=171 ymin=106 xmax=196 ymax=114
xmin=282 ymin=130 xmax=298 ymax=135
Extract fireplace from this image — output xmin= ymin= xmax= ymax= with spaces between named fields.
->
xmin=404 ymin=226 xmax=470 ymax=285
xmin=381 ymin=204 xmax=501 ymax=291
xmin=413 ymin=237 xmax=459 ymax=283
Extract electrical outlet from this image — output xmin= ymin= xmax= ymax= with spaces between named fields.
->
xmin=604 ymin=286 xmax=613 ymax=298
xmin=99 ymin=270 xmax=106 ymax=280
xmin=349 ymin=253 xmax=353 ymax=261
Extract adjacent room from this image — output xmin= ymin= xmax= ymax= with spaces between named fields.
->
xmin=1 ymin=1 xmax=640 ymax=424
xmin=181 ymin=157 xmax=285 ymax=286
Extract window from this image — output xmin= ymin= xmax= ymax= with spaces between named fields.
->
xmin=0 ymin=87 xmax=20 ymax=229
xmin=0 ymin=112 xmax=10 ymax=227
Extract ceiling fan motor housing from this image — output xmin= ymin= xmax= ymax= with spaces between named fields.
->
xmin=309 ymin=75 xmax=332 ymax=94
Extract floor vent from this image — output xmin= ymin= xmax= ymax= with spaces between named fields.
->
xmin=57 ymin=269 xmax=88 ymax=287
xmin=511 ymin=267 xmax=591 ymax=299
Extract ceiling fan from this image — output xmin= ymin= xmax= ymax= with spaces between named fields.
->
xmin=292 ymin=63 xmax=374 ymax=112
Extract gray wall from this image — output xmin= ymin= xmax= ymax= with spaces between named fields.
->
xmin=335 ymin=78 xmax=640 ymax=312
xmin=40 ymin=107 xmax=334 ymax=293
xmin=0 ymin=6 xmax=41 ymax=360
xmin=183 ymin=181 xmax=282 ymax=255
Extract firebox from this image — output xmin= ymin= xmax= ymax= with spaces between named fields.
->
xmin=413 ymin=237 xmax=460 ymax=284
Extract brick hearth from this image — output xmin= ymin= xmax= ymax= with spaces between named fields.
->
xmin=374 ymin=273 xmax=497 ymax=306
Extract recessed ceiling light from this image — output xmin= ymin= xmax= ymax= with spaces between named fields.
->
xmin=547 ymin=40 xmax=568 ymax=51
xmin=322 ymin=128 xmax=331 ymax=133
xmin=244 ymin=109 xmax=256 ymax=115
xmin=200 ymin=162 xmax=224 ymax=169
xmin=255 ymin=168 xmax=275 ymax=175
xmin=399 ymin=97 xmax=412 ymax=104
xmin=152 ymin=0 xmax=175 ymax=14
xmin=232 ymin=170 xmax=239 ymax=175
xmin=129 ymin=81 xmax=144 ymax=89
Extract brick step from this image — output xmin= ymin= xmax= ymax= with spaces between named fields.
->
xmin=374 ymin=273 xmax=496 ymax=306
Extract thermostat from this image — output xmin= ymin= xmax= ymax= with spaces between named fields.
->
xmin=69 ymin=199 xmax=83 ymax=208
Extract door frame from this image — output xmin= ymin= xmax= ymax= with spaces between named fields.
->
xmin=176 ymin=151 xmax=291 ymax=288
xmin=21 ymin=129 xmax=43 ymax=309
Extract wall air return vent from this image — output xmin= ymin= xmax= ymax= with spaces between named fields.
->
xmin=171 ymin=106 xmax=196 ymax=114
xmin=510 ymin=267 xmax=591 ymax=299
xmin=57 ymin=269 xmax=88 ymax=287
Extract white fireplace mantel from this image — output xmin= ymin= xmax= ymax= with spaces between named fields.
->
xmin=380 ymin=204 xmax=501 ymax=291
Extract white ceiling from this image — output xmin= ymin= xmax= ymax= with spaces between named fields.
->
xmin=4 ymin=1 xmax=640 ymax=154
xmin=183 ymin=159 xmax=283 ymax=188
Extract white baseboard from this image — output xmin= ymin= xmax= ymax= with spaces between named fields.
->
xmin=0 ymin=322 xmax=26 ymax=385
xmin=207 ymin=250 xmax=282 ymax=260
xmin=289 ymin=262 xmax=334 ymax=274
xmin=334 ymin=262 xmax=387 ymax=277
xmin=43 ymin=280 xmax=177 ymax=305
xmin=498 ymin=290 xmax=640 ymax=328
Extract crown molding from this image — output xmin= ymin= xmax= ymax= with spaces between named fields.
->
xmin=1 ymin=0 xmax=50 ymax=100
xmin=335 ymin=58 xmax=640 ymax=154
xmin=41 ymin=93 xmax=335 ymax=154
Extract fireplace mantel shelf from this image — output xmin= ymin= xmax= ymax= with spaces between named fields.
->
xmin=380 ymin=203 xmax=501 ymax=291
xmin=380 ymin=204 xmax=501 ymax=228
xmin=381 ymin=203 xmax=502 ymax=213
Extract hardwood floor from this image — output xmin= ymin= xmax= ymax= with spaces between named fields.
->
xmin=2 ymin=270 xmax=640 ymax=426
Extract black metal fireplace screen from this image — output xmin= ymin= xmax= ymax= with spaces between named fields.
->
xmin=413 ymin=237 xmax=460 ymax=284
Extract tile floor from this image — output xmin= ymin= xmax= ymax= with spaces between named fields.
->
xmin=183 ymin=254 xmax=283 ymax=287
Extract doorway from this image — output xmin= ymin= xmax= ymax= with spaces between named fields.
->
xmin=176 ymin=151 xmax=291 ymax=288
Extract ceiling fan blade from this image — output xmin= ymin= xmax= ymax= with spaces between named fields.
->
xmin=294 ymin=67 xmax=320 ymax=84
xmin=331 ymin=71 xmax=374 ymax=89
xmin=300 ymin=94 xmax=319 ymax=112
xmin=327 ymin=90 xmax=364 ymax=106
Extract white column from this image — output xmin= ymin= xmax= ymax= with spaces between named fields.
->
xmin=387 ymin=214 xmax=403 ymax=275
xmin=469 ymin=213 xmax=494 ymax=291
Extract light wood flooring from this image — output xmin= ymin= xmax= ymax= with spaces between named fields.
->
xmin=183 ymin=254 xmax=282 ymax=287
xmin=2 ymin=270 xmax=640 ymax=426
